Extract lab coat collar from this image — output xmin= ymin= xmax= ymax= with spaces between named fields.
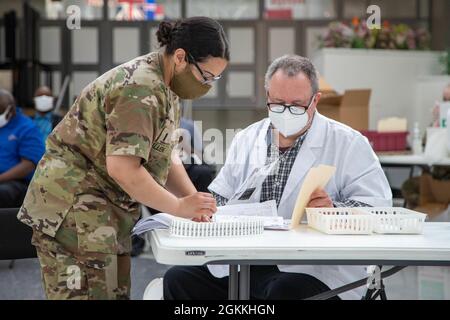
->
xmin=249 ymin=111 xmax=327 ymax=166
xmin=303 ymin=111 xmax=327 ymax=149
xmin=247 ymin=111 xmax=327 ymax=205
xmin=248 ymin=118 xmax=271 ymax=169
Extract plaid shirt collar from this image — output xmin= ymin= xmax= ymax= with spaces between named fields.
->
xmin=266 ymin=124 xmax=307 ymax=157
xmin=260 ymin=126 xmax=308 ymax=206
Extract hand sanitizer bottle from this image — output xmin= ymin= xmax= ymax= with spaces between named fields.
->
xmin=447 ymin=109 xmax=450 ymax=154
xmin=412 ymin=122 xmax=423 ymax=155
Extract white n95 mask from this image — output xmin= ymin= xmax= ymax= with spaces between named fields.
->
xmin=0 ymin=105 xmax=12 ymax=128
xmin=34 ymin=95 xmax=54 ymax=112
xmin=269 ymin=109 xmax=309 ymax=137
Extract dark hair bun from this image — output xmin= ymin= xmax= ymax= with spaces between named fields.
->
xmin=156 ymin=20 xmax=174 ymax=47
xmin=156 ymin=17 xmax=229 ymax=62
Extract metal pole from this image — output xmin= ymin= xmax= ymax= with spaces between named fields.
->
xmin=228 ymin=265 xmax=239 ymax=300
xmin=238 ymin=264 xmax=251 ymax=300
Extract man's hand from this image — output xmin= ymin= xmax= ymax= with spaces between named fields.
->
xmin=307 ymin=188 xmax=333 ymax=208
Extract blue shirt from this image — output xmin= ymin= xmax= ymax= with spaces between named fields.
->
xmin=0 ymin=108 xmax=45 ymax=182
xmin=33 ymin=111 xmax=53 ymax=140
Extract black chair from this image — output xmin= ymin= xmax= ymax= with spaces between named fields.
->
xmin=0 ymin=208 xmax=37 ymax=268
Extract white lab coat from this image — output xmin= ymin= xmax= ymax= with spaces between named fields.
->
xmin=208 ymin=112 xmax=392 ymax=300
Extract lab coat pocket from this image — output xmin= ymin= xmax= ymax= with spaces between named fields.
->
xmin=72 ymin=193 xmax=119 ymax=255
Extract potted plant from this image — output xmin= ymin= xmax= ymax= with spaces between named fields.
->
xmin=319 ymin=19 xmax=431 ymax=51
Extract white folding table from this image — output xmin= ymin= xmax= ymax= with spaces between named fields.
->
xmin=377 ymin=154 xmax=450 ymax=180
xmin=150 ymin=222 xmax=450 ymax=300
xmin=377 ymin=154 xmax=450 ymax=167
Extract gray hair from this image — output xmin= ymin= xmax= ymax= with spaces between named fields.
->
xmin=264 ymin=54 xmax=319 ymax=94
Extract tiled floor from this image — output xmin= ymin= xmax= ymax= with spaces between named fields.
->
xmin=0 ymin=253 xmax=170 ymax=300
xmin=1 ymin=207 xmax=449 ymax=300
xmin=1 ymin=254 xmax=448 ymax=300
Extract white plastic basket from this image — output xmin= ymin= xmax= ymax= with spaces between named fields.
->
xmin=169 ymin=216 xmax=265 ymax=238
xmin=306 ymin=207 xmax=374 ymax=234
xmin=359 ymin=207 xmax=426 ymax=234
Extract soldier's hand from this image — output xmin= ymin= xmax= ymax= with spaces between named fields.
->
xmin=176 ymin=192 xmax=217 ymax=220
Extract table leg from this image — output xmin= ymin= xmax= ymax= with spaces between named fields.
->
xmin=228 ymin=265 xmax=239 ymax=300
xmin=403 ymin=165 xmax=416 ymax=208
xmin=239 ymin=264 xmax=251 ymax=300
xmin=408 ymin=165 xmax=415 ymax=179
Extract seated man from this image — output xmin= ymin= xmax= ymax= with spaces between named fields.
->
xmin=0 ymin=89 xmax=45 ymax=208
xmin=163 ymin=55 xmax=392 ymax=300
xmin=32 ymin=86 xmax=62 ymax=140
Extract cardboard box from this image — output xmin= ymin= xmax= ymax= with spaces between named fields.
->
xmin=317 ymin=89 xmax=371 ymax=131
xmin=419 ymin=174 xmax=450 ymax=205
xmin=414 ymin=174 xmax=450 ymax=218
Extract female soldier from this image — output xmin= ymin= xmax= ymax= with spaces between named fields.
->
xmin=18 ymin=17 xmax=229 ymax=300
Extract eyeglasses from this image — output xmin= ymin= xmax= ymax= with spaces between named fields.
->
xmin=266 ymin=94 xmax=315 ymax=115
xmin=187 ymin=53 xmax=222 ymax=85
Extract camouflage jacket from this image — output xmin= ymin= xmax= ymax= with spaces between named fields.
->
xmin=18 ymin=52 xmax=181 ymax=255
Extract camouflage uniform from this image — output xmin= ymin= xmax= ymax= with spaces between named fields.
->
xmin=18 ymin=52 xmax=181 ymax=299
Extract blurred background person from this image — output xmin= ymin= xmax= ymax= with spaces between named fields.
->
xmin=32 ymin=86 xmax=62 ymax=140
xmin=0 ymin=89 xmax=45 ymax=208
xmin=179 ymin=116 xmax=216 ymax=193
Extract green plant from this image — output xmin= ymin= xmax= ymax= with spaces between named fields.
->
xmin=319 ymin=19 xmax=431 ymax=51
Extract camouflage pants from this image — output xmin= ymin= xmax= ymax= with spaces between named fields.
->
xmin=32 ymin=210 xmax=131 ymax=300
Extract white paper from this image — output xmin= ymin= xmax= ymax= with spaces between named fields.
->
xmin=215 ymin=200 xmax=277 ymax=218
xmin=214 ymin=200 xmax=289 ymax=229
xmin=132 ymin=201 xmax=283 ymax=236
xmin=215 ymin=215 xmax=284 ymax=228
xmin=424 ymin=128 xmax=448 ymax=164
xmin=132 ymin=213 xmax=177 ymax=236
xmin=264 ymin=218 xmax=291 ymax=230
